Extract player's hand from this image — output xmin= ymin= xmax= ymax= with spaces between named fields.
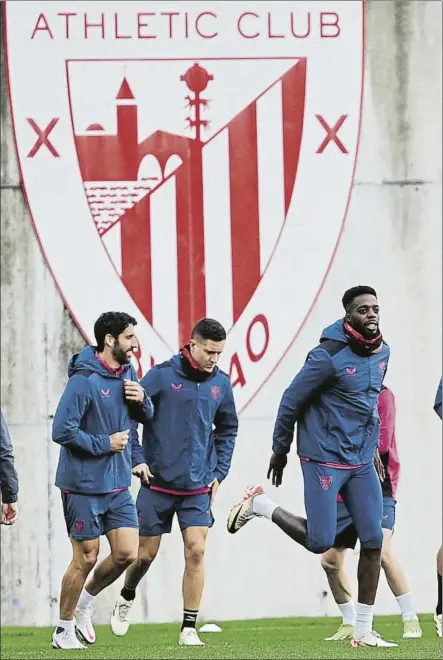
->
xmin=208 ymin=479 xmax=220 ymax=507
xmin=374 ymin=450 xmax=385 ymax=483
xmin=132 ymin=463 xmax=153 ymax=485
xmin=1 ymin=502 xmax=19 ymax=525
xmin=124 ymin=380 xmax=145 ymax=404
xmin=267 ymin=452 xmax=288 ymax=487
xmin=110 ymin=430 xmax=129 ymax=452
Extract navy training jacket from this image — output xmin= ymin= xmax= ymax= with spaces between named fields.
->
xmin=53 ymin=346 xmax=153 ymax=494
xmin=272 ymin=319 xmax=390 ymax=466
xmin=139 ymin=354 xmax=238 ymax=491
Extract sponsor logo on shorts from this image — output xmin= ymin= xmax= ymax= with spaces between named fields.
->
xmin=378 ymin=360 xmax=386 ymax=372
xmin=74 ymin=520 xmax=84 ymax=533
xmin=320 ymin=476 xmax=333 ymax=490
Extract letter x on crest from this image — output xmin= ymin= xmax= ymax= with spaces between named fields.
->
xmin=27 ymin=118 xmax=60 ymax=157
xmin=316 ymin=115 xmax=348 ymax=154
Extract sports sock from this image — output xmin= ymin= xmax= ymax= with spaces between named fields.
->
xmin=355 ymin=602 xmax=374 ymax=640
xmin=182 ymin=609 xmax=198 ymax=631
xmin=437 ymin=573 xmax=442 ymax=616
xmin=337 ymin=600 xmax=356 ymax=625
xmin=121 ymin=584 xmax=137 ymax=601
xmin=396 ymin=592 xmax=416 ymax=620
xmin=77 ymin=587 xmax=95 ymax=611
xmin=252 ymin=494 xmax=278 ymax=520
xmin=56 ymin=619 xmax=75 ymax=635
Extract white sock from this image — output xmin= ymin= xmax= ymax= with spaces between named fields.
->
xmin=337 ymin=600 xmax=356 ymax=625
xmin=77 ymin=587 xmax=95 ymax=611
xmin=57 ymin=619 xmax=75 ymax=634
xmin=355 ymin=602 xmax=374 ymax=640
xmin=252 ymin=494 xmax=278 ymax=520
xmin=396 ymin=592 xmax=416 ymax=620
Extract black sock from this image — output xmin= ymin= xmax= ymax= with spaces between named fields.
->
xmin=181 ymin=609 xmax=198 ymax=631
xmin=121 ymin=584 xmax=136 ymax=602
xmin=437 ymin=573 xmax=442 ymax=616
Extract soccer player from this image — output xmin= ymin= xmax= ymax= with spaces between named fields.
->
xmin=434 ymin=378 xmax=442 ymax=638
xmin=0 ymin=409 xmax=19 ymax=525
xmin=51 ymin=312 xmax=153 ymax=650
xmin=227 ymin=286 xmax=397 ymax=648
xmin=111 ymin=318 xmax=238 ymax=646
xmin=321 ymin=386 xmax=422 ymax=641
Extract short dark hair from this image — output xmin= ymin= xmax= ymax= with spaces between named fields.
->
xmin=342 ymin=286 xmax=377 ymax=311
xmin=191 ymin=318 xmax=226 ymax=342
xmin=94 ymin=312 xmax=137 ymax=351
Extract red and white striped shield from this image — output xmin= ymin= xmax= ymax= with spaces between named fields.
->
xmin=5 ymin=1 xmax=364 ymax=412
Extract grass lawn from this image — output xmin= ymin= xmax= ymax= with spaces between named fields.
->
xmin=1 ymin=615 xmax=441 ymax=659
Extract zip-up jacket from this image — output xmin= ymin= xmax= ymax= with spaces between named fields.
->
xmin=139 ymin=354 xmax=238 ymax=491
xmin=272 ymin=319 xmax=390 ymax=466
xmin=53 ymin=346 xmax=153 ymax=494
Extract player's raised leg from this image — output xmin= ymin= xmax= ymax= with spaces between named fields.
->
xmin=228 ymin=462 xmax=344 ymax=556
xmin=111 ymin=534 xmax=161 ymax=636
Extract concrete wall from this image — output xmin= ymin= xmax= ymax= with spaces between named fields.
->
xmin=1 ymin=0 xmax=441 ymax=626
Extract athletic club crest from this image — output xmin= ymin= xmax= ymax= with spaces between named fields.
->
xmin=320 ymin=476 xmax=333 ymax=491
xmin=211 ymin=386 xmax=221 ymax=401
xmin=5 ymin=1 xmax=364 ymax=412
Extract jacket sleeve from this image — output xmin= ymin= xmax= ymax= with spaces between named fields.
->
xmin=52 ymin=375 xmax=112 ymax=455
xmin=435 ymin=379 xmax=442 ymax=420
xmin=126 ymin=366 xmax=155 ymax=424
xmin=129 ymin=419 xmax=145 ymax=467
xmin=378 ymin=388 xmax=396 ymax=454
xmin=272 ymin=347 xmax=335 ymax=455
xmin=213 ymin=382 xmax=239 ymax=483
xmin=0 ymin=410 xmax=19 ymax=504
xmin=140 ymin=366 xmax=162 ymax=400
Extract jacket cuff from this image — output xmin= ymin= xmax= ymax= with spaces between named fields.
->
xmin=1 ymin=492 xmax=18 ymax=504
xmin=101 ymin=435 xmax=112 ymax=452
xmin=272 ymin=442 xmax=290 ymax=455
xmin=214 ymin=470 xmax=225 ymax=483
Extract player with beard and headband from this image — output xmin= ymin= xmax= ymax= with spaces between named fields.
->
xmin=51 ymin=312 xmax=154 ymax=650
xmin=227 ymin=286 xmax=397 ymax=648
xmin=110 ymin=318 xmax=238 ymax=647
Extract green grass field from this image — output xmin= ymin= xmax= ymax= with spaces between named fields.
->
xmin=1 ymin=615 xmax=441 ymax=660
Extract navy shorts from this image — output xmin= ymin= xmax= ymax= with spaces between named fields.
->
xmin=301 ymin=459 xmax=383 ymax=554
xmin=334 ymin=496 xmax=396 ymax=549
xmin=136 ymin=486 xmax=214 ymax=536
xmin=61 ymin=489 xmax=138 ymax=541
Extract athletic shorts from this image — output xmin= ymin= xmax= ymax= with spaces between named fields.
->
xmin=136 ymin=486 xmax=214 ymax=536
xmin=61 ymin=488 xmax=138 ymax=541
xmin=333 ymin=496 xmax=396 ymax=549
